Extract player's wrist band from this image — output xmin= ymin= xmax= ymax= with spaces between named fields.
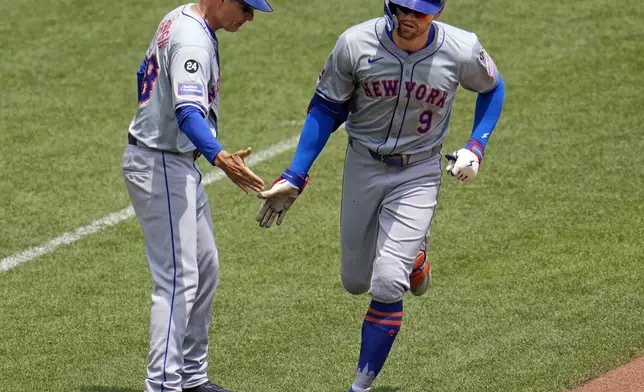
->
xmin=464 ymin=139 xmax=485 ymax=161
xmin=281 ymin=168 xmax=310 ymax=193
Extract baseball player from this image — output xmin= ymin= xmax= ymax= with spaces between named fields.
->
xmin=122 ymin=1 xmax=272 ymax=391
xmin=256 ymin=0 xmax=505 ymax=390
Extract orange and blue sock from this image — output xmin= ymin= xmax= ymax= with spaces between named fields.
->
xmin=349 ymin=299 xmax=403 ymax=392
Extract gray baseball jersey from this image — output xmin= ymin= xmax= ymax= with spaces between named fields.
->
xmin=316 ymin=18 xmax=499 ymax=155
xmin=129 ymin=4 xmax=220 ymax=153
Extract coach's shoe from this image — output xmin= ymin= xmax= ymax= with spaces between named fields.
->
xmin=183 ymin=381 xmax=237 ymax=392
xmin=410 ymin=248 xmax=431 ymax=296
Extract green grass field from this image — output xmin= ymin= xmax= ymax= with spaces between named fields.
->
xmin=1 ymin=0 xmax=643 ymax=391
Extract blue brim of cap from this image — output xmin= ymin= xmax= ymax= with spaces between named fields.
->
xmin=246 ymin=0 xmax=273 ymax=12
xmin=391 ymin=0 xmax=443 ymax=15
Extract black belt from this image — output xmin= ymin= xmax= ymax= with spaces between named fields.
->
xmin=368 ymin=149 xmax=410 ymax=167
xmin=349 ymin=138 xmax=440 ymax=168
xmin=128 ymin=133 xmax=201 ymax=160
xmin=127 ymin=132 xmax=139 ymax=146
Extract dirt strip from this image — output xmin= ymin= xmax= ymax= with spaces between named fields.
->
xmin=572 ymin=357 xmax=644 ymax=392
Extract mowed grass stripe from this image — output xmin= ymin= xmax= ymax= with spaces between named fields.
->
xmin=0 ymin=135 xmax=300 ymax=273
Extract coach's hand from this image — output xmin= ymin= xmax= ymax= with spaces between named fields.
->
xmin=445 ymin=148 xmax=480 ymax=182
xmin=214 ymin=148 xmax=265 ymax=195
xmin=257 ymin=169 xmax=309 ymax=228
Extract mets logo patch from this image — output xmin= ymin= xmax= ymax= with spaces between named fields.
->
xmin=178 ymin=82 xmax=204 ymax=97
xmin=478 ymin=49 xmax=498 ymax=78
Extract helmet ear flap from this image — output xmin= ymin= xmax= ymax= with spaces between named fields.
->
xmin=384 ymin=0 xmax=398 ymax=30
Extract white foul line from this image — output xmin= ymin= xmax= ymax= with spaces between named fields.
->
xmin=0 ymin=136 xmax=300 ymax=273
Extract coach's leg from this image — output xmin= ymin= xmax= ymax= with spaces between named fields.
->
xmin=349 ymin=161 xmax=440 ymax=392
xmin=124 ymin=149 xmax=200 ymax=392
xmin=181 ymin=182 xmax=220 ymax=389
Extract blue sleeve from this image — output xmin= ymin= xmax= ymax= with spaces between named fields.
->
xmin=470 ymin=73 xmax=505 ymax=149
xmin=287 ymin=105 xmax=337 ymax=177
xmin=308 ymin=93 xmax=350 ymax=128
xmin=176 ymin=106 xmax=224 ymax=165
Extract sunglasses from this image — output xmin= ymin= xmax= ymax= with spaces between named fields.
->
xmin=234 ymin=0 xmax=254 ymax=13
xmin=391 ymin=4 xmax=432 ymax=19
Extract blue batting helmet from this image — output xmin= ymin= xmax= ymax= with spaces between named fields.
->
xmin=390 ymin=0 xmax=446 ymax=14
xmin=244 ymin=0 xmax=273 ymax=12
xmin=384 ymin=0 xmax=445 ymax=30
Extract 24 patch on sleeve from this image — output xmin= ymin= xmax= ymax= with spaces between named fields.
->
xmin=184 ymin=59 xmax=199 ymax=73
xmin=178 ymin=82 xmax=204 ymax=97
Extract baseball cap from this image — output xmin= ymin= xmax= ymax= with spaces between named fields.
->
xmin=390 ymin=0 xmax=445 ymax=15
xmin=244 ymin=0 xmax=273 ymax=12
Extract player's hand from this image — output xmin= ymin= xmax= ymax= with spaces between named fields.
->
xmin=214 ymin=148 xmax=265 ymax=195
xmin=256 ymin=169 xmax=309 ymax=228
xmin=445 ymin=148 xmax=480 ymax=182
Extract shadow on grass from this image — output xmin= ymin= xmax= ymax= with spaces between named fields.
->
xmin=372 ymin=387 xmax=401 ymax=392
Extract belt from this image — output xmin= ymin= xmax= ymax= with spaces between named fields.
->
xmin=128 ymin=133 xmax=201 ymax=160
xmin=349 ymin=138 xmax=441 ymax=167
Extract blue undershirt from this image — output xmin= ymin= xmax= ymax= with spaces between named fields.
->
xmin=470 ymin=74 xmax=505 ymax=148
xmin=176 ymin=105 xmax=224 ymax=164
xmin=288 ymin=106 xmax=336 ymax=175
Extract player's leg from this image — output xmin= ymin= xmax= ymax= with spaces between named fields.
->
xmin=181 ymin=181 xmax=220 ymax=389
xmin=349 ymin=156 xmax=441 ymax=392
xmin=410 ymin=226 xmax=432 ymax=296
xmin=340 ymin=143 xmax=387 ymax=295
xmin=371 ymin=173 xmax=438 ymax=301
xmin=410 ymin=157 xmax=444 ymax=296
xmin=123 ymin=147 xmax=200 ymax=392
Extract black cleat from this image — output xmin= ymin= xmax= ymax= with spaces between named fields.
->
xmin=183 ymin=380 xmax=237 ymax=392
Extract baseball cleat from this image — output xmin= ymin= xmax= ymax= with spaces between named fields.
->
xmin=183 ymin=381 xmax=237 ymax=392
xmin=409 ymin=248 xmax=431 ymax=296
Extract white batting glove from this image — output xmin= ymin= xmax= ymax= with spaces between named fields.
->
xmin=257 ymin=169 xmax=309 ymax=228
xmin=445 ymin=149 xmax=481 ymax=182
